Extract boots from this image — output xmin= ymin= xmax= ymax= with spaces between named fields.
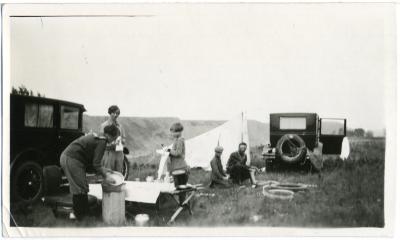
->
xmin=72 ymin=194 xmax=89 ymax=221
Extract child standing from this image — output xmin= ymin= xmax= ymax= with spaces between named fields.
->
xmin=167 ymin=122 xmax=189 ymax=204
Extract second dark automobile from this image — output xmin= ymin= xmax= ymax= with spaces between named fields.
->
xmin=263 ymin=112 xmax=347 ymax=171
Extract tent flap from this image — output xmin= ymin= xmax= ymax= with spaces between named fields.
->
xmin=157 ymin=113 xmax=251 ymax=175
xmin=185 ymin=113 xmax=251 ymax=171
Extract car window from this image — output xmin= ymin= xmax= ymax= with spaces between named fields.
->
xmin=24 ymin=103 xmax=38 ymax=127
xmin=60 ymin=105 xmax=79 ymax=129
xmin=38 ymin=104 xmax=54 ymax=128
xmin=280 ymin=117 xmax=306 ymax=130
xmin=24 ymin=103 xmax=54 ymax=128
xmin=320 ymin=119 xmax=345 ymax=135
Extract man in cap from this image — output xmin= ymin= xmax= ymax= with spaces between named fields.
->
xmin=209 ymin=146 xmax=232 ymax=188
xmin=226 ymin=142 xmax=258 ymax=187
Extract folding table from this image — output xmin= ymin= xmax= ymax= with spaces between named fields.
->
xmin=88 ymin=181 xmax=202 ymax=224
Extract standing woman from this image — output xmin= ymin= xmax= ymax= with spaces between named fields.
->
xmin=100 ymin=105 xmax=126 ymax=173
xmin=167 ymin=122 xmax=189 ymax=205
xmin=60 ymin=125 xmax=119 ymax=220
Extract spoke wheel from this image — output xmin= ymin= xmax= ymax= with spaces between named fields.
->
xmin=12 ymin=161 xmax=43 ymax=204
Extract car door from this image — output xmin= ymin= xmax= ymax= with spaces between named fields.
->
xmin=57 ymin=104 xmax=84 ymax=157
xmin=319 ymin=118 xmax=346 ymax=154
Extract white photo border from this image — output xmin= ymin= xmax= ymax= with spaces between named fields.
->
xmin=1 ymin=2 xmax=397 ymax=237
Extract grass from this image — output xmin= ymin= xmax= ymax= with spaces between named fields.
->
xmin=10 ymin=137 xmax=385 ymax=228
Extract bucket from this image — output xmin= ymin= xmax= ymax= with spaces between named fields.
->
xmin=102 ymin=182 xmax=126 ymax=225
xmin=171 ymin=169 xmax=187 ymax=188
xmin=135 ymin=214 xmax=150 ymax=226
xmin=146 ymin=176 xmax=154 ymax=182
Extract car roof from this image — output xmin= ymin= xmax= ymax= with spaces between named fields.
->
xmin=11 ymin=94 xmax=86 ymax=111
xmin=270 ymin=112 xmax=317 ymax=116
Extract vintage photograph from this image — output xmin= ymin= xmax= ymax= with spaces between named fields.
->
xmin=2 ymin=2 xmax=396 ymax=237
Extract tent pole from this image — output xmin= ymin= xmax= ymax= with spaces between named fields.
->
xmin=241 ymin=111 xmax=244 ymax=143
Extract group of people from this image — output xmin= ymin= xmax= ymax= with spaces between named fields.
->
xmin=210 ymin=142 xmax=258 ymax=189
xmin=60 ymin=105 xmax=258 ymax=220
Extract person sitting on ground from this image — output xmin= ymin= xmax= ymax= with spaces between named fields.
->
xmin=226 ymin=142 xmax=258 ymax=187
xmin=60 ymin=125 xmax=119 ymax=220
xmin=209 ymin=146 xmax=232 ymax=189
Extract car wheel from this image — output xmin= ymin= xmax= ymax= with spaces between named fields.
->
xmin=11 ymin=161 xmax=43 ymax=204
xmin=122 ymin=156 xmax=129 ymax=180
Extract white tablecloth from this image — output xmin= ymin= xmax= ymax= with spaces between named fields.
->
xmin=89 ymin=181 xmax=176 ymax=204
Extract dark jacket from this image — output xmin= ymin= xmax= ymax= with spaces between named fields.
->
xmin=226 ymin=151 xmax=247 ymax=174
xmin=62 ymin=133 xmax=107 ymax=176
xmin=210 ymin=155 xmax=227 ymax=181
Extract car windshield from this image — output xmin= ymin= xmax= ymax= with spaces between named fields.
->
xmin=279 ymin=117 xmax=306 ymax=130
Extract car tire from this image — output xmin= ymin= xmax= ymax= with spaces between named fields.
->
xmin=276 ymin=134 xmax=307 ymax=164
xmin=11 ymin=160 xmax=44 ymax=204
xmin=122 ymin=156 xmax=129 ymax=180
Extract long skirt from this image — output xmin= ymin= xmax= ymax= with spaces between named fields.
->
xmin=101 ymin=150 xmax=124 ymax=173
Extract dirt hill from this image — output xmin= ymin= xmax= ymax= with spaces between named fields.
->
xmin=83 ymin=115 xmax=269 ymax=157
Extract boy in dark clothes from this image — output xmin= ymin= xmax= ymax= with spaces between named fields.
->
xmin=210 ymin=146 xmax=232 ymax=188
xmin=226 ymin=142 xmax=258 ymax=187
xmin=60 ymin=125 xmax=119 ymax=220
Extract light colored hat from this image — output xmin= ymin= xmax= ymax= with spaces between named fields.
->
xmin=215 ymin=146 xmax=224 ymax=153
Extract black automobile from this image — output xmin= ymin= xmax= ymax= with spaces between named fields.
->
xmin=263 ymin=113 xmax=347 ymax=171
xmin=10 ymin=94 xmax=129 ymax=204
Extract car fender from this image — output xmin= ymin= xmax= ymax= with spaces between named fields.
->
xmin=11 ymin=148 xmax=44 ymax=171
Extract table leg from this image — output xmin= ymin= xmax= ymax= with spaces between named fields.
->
xmin=167 ymin=191 xmax=196 ymax=224
xmin=187 ymin=204 xmax=193 ymax=215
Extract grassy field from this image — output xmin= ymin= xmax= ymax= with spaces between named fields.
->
xmin=10 ymin=137 xmax=385 ymax=228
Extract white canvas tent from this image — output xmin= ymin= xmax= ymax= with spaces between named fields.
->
xmin=157 ymin=113 xmax=251 ymax=177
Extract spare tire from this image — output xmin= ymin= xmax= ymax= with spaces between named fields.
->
xmin=276 ymin=134 xmax=307 ymax=163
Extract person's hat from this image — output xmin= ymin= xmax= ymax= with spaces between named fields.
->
xmin=170 ymin=122 xmax=184 ymax=132
xmin=215 ymin=146 xmax=224 ymax=153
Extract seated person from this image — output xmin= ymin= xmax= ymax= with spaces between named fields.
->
xmin=226 ymin=142 xmax=257 ymax=187
xmin=210 ymin=146 xmax=232 ymax=188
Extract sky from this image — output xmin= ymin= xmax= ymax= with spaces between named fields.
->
xmin=10 ymin=4 xmax=395 ymax=132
